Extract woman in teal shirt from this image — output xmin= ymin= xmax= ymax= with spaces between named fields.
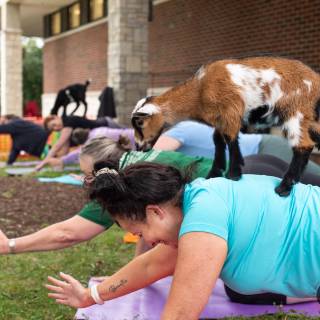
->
xmin=47 ymin=161 xmax=319 ymax=317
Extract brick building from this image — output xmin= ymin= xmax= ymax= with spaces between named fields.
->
xmin=1 ymin=0 xmax=320 ymax=125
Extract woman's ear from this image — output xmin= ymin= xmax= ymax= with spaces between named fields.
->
xmin=146 ymin=204 xmax=165 ymax=220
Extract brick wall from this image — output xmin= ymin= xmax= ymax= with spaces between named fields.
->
xmin=43 ymin=22 xmax=108 ymax=93
xmin=43 ymin=0 xmax=320 ymax=93
xmin=149 ymin=0 xmax=320 ymax=87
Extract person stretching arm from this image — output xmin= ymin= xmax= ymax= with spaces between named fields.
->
xmin=0 ymin=209 xmax=106 ymax=254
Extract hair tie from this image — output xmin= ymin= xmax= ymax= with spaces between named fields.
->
xmin=95 ymin=167 xmax=118 ymax=177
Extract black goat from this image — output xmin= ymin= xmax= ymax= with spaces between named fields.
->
xmin=50 ymin=80 xmax=91 ymax=117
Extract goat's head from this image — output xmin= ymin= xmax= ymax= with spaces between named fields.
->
xmin=131 ymin=97 xmax=166 ymax=151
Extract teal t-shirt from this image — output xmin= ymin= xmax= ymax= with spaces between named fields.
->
xmin=180 ymin=175 xmax=320 ymax=297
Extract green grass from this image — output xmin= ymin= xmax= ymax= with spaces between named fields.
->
xmin=0 ymin=226 xmax=135 ymax=320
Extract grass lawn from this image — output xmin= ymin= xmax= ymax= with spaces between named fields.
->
xmin=1 ymin=228 xmax=320 ymax=319
xmin=0 ymin=226 xmax=135 ymax=319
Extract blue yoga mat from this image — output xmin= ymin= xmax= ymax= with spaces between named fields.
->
xmin=38 ymin=175 xmax=83 ymax=186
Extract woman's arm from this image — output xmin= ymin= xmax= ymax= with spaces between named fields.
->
xmin=35 ymin=127 xmax=73 ymax=171
xmin=61 ymin=147 xmax=81 ymax=165
xmin=162 ymin=232 xmax=227 ymax=320
xmin=0 ymin=216 xmax=105 ymax=254
xmin=153 ymin=135 xmax=182 ymax=151
xmin=46 ymin=244 xmax=177 ymax=307
xmin=47 ymin=127 xmax=73 ymax=158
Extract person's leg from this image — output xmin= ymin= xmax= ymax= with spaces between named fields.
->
xmin=224 ymin=285 xmax=316 ymax=305
xmin=96 ymin=116 xmax=124 ymax=129
xmin=224 ymin=285 xmax=286 ymax=305
xmin=259 ymin=135 xmax=320 ymax=176
xmin=243 ymin=154 xmax=320 ymax=186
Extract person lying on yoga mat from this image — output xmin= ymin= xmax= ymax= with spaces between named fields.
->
xmin=153 ymin=120 xmax=320 ymax=176
xmin=46 ymin=162 xmax=319 ymax=316
xmin=0 ymin=114 xmax=49 ymax=165
xmin=35 ymin=114 xmax=123 ymax=171
xmin=43 ymin=127 xmax=135 ymax=170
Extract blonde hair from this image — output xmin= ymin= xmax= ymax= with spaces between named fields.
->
xmin=80 ymin=135 xmax=132 ymax=166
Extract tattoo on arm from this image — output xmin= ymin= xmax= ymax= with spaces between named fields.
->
xmin=108 ymin=279 xmax=128 ymax=293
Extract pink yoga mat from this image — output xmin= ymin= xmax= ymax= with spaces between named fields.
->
xmin=75 ymin=278 xmax=320 ymax=319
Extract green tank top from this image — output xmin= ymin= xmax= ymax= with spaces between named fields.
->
xmin=78 ymin=150 xmax=212 ymax=228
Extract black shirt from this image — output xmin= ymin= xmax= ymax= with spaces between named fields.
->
xmin=0 ymin=119 xmax=49 ymax=164
xmin=62 ymin=116 xmax=109 ymax=129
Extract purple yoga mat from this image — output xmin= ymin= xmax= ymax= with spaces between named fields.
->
xmin=75 ymin=278 xmax=320 ymax=319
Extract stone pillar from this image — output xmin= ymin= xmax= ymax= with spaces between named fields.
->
xmin=108 ymin=0 xmax=149 ymax=125
xmin=1 ymin=3 xmax=22 ymax=116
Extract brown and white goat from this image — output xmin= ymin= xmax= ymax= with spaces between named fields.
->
xmin=131 ymin=57 xmax=320 ymax=196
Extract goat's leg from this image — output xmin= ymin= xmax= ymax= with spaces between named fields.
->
xmin=226 ymin=134 xmax=244 ymax=180
xmin=82 ymin=100 xmax=88 ymax=117
xmin=275 ymin=147 xmax=313 ymax=196
xmin=276 ymin=116 xmax=316 ymax=196
xmin=206 ymin=130 xmax=226 ymax=178
xmin=308 ymin=121 xmax=320 ymax=149
xmin=70 ymin=102 xmax=80 ymax=115
xmin=62 ymin=104 xmax=68 ymax=117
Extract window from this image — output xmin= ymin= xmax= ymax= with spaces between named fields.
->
xmin=44 ymin=0 xmax=107 ymax=38
xmin=90 ymin=0 xmax=105 ymax=21
xmin=69 ymin=3 xmax=81 ymax=29
xmin=51 ymin=12 xmax=61 ymax=35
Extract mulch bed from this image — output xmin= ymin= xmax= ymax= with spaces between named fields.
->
xmin=0 ymin=176 xmax=87 ymax=238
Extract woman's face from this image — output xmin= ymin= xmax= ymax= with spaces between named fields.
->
xmin=116 ymin=203 xmax=183 ymax=248
xmin=48 ymin=117 xmax=63 ymax=131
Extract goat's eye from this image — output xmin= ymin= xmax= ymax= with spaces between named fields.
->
xmin=136 ymin=119 xmax=144 ymax=127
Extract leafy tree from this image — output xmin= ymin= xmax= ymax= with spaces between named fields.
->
xmin=23 ymin=38 xmax=43 ymax=112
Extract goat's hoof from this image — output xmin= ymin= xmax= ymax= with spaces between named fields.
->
xmin=275 ymin=184 xmax=291 ymax=197
xmin=227 ymin=173 xmax=242 ymax=181
xmin=207 ymin=168 xmax=223 ymax=179
xmin=227 ymin=168 xmax=242 ymax=181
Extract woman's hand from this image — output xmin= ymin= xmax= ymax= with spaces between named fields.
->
xmin=35 ymin=159 xmax=48 ymax=171
xmin=46 ymin=157 xmax=64 ymax=170
xmin=46 ymin=272 xmax=95 ymax=308
xmin=0 ymin=229 xmax=9 ymax=254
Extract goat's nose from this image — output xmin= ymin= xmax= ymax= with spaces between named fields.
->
xmin=135 ymin=142 xmax=141 ymax=150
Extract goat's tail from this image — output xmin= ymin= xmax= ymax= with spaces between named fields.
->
xmin=85 ymin=79 xmax=92 ymax=87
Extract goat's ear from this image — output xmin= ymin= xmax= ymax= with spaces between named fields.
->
xmin=132 ymin=112 xmax=150 ymax=118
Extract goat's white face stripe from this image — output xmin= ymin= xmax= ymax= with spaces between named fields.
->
xmin=303 ymin=79 xmax=312 ymax=93
xmin=137 ymin=103 xmax=160 ymax=115
xmin=282 ymin=111 xmax=303 ymax=147
xmin=226 ymin=64 xmax=283 ymax=112
xmin=132 ymin=98 xmax=160 ymax=115
xmin=132 ymin=98 xmax=147 ymax=114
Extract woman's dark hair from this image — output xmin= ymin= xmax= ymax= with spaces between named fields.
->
xmin=88 ymin=162 xmax=191 ymax=221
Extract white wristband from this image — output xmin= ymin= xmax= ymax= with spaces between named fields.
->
xmin=8 ymin=239 xmax=16 ymax=254
xmin=90 ymin=284 xmax=104 ymax=305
